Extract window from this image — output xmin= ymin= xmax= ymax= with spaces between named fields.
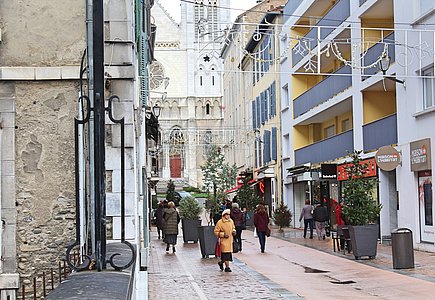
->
xmin=200 ymin=76 xmax=203 ymax=86
xmin=212 ymin=76 xmax=215 ymax=86
xmin=423 ymin=68 xmax=435 ymax=109
xmin=206 ymin=103 xmax=210 ymax=115
xmin=324 ymin=125 xmax=335 ymax=138
xmin=342 ymin=119 xmax=350 ymax=131
xmin=282 ymin=84 xmax=289 ymax=108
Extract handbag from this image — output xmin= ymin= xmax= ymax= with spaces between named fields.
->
xmin=232 ymin=239 xmax=239 ymax=253
xmin=215 ymin=238 xmax=222 ymax=257
xmin=266 ymin=226 xmax=271 ymax=237
xmin=253 ymin=227 xmax=258 ymax=237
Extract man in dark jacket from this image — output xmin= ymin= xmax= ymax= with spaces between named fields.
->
xmin=313 ymin=204 xmax=328 ymax=240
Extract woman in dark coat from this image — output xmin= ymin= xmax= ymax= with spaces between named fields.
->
xmin=155 ymin=201 xmax=165 ymax=239
xmin=163 ymin=201 xmax=180 ymax=253
xmin=230 ymin=202 xmax=245 ymax=252
xmin=254 ymin=204 xmax=269 ymax=253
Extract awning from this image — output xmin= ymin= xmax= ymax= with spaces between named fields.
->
xmin=225 ymin=179 xmax=257 ymax=194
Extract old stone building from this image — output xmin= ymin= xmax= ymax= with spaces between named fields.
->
xmin=151 ymin=0 xmax=231 ymax=189
xmin=0 ymin=1 xmax=86 ymax=297
xmin=1 ymin=0 xmax=150 ymax=298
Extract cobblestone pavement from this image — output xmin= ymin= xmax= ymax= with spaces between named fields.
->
xmin=148 ymin=225 xmax=435 ymax=300
xmin=147 ymin=236 xmax=301 ymax=300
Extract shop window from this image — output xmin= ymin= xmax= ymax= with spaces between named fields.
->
xmin=419 ymin=171 xmax=433 ymax=226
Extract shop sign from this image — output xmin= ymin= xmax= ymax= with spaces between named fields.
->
xmin=410 ymin=138 xmax=431 ymax=172
xmin=320 ymin=164 xmax=337 ymax=179
xmin=375 ymin=146 xmax=401 ymax=171
xmin=338 ymin=158 xmax=377 ymax=181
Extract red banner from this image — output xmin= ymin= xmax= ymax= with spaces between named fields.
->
xmin=338 ymin=158 xmax=377 ymax=181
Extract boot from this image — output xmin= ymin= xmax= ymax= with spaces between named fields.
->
xmin=172 ymin=246 xmax=176 ymax=253
xmin=166 ymin=244 xmax=169 ymax=252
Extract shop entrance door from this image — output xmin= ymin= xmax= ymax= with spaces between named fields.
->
xmin=419 ymin=170 xmax=434 ymax=243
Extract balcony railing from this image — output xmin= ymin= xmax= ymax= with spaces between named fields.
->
xmin=295 ymin=130 xmax=354 ymax=165
xmin=363 ymin=32 xmax=395 ymax=77
xmin=292 ymin=0 xmax=350 ymax=67
xmin=293 ymin=65 xmax=352 ymax=118
xmin=363 ymin=113 xmax=397 ymax=152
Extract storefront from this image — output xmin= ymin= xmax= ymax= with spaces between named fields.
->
xmin=411 ymin=138 xmax=433 ymax=243
xmin=338 ymin=158 xmax=379 ymax=226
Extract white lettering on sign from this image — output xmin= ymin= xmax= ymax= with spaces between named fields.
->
xmin=377 ymin=154 xmax=400 ymax=163
xmin=411 ymin=146 xmax=427 ymax=165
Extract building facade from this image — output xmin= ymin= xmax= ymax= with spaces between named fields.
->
xmin=280 ymin=0 xmax=435 ymax=251
xmin=150 ymin=0 xmax=230 ymax=190
xmin=0 ymin=0 xmax=154 ymax=298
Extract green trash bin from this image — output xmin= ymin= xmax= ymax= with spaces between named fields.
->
xmin=391 ymin=228 xmax=414 ymax=269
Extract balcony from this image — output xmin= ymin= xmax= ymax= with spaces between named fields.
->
xmin=363 ymin=32 xmax=395 ymax=77
xmin=363 ymin=113 xmax=397 ymax=152
xmin=293 ymin=65 xmax=352 ymax=118
xmin=292 ymin=0 xmax=350 ymax=67
xmin=295 ymin=130 xmax=354 ymax=165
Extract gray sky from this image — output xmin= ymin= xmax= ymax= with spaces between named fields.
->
xmin=157 ymin=0 xmax=259 ymax=24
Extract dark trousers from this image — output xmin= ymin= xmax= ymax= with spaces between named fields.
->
xmin=258 ymin=231 xmax=266 ymax=252
xmin=303 ymin=218 xmax=314 ymax=238
xmin=235 ymin=226 xmax=243 ymax=250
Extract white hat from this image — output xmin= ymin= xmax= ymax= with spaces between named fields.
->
xmin=222 ymin=209 xmax=231 ymax=216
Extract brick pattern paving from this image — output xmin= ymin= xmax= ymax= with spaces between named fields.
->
xmin=147 ymin=236 xmax=301 ymax=300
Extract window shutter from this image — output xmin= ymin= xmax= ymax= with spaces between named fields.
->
xmin=264 ymin=130 xmax=271 ymax=163
xmin=252 ymin=100 xmax=256 ymax=129
xmin=271 ymin=81 xmax=276 ymax=116
xmin=256 ymin=96 xmax=261 ymax=129
xmin=271 ymin=127 xmax=277 ymax=160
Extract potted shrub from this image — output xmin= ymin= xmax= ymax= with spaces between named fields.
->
xmin=178 ymin=196 xmax=202 ymax=243
xmin=341 ymin=151 xmax=382 ymax=259
xmin=273 ymin=203 xmax=292 ymax=233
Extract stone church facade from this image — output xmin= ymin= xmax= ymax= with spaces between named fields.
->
xmin=151 ymin=0 xmax=232 ymax=189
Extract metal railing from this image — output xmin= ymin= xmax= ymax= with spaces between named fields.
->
xmin=363 ymin=113 xmax=397 ymax=152
xmin=292 ymin=0 xmax=351 ymax=66
xmin=295 ymin=130 xmax=354 ymax=165
xmin=293 ymin=65 xmax=352 ymax=118
xmin=7 ymin=251 xmax=80 ymax=300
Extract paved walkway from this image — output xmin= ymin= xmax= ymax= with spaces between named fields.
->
xmin=148 ymin=225 xmax=435 ymax=299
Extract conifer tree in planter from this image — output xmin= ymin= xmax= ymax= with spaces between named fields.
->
xmin=273 ymin=203 xmax=292 ymax=233
xmin=341 ymin=151 xmax=382 ymax=259
xmin=178 ymin=196 xmax=202 ymax=243
xmin=199 ymin=145 xmax=237 ymax=257
xmin=236 ymin=179 xmax=260 ymax=227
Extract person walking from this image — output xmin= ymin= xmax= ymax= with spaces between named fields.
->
xmin=163 ymin=201 xmax=180 ymax=253
xmin=230 ymin=202 xmax=245 ymax=252
xmin=155 ymin=201 xmax=165 ymax=239
xmin=214 ymin=209 xmax=236 ymax=272
xmin=313 ymin=203 xmax=328 ymax=240
xmin=254 ymin=204 xmax=269 ymax=253
xmin=299 ymin=199 xmax=314 ymax=239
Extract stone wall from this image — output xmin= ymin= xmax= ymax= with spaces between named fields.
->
xmin=14 ymin=80 xmax=78 ymax=285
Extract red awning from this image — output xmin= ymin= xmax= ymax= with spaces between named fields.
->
xmin=225 ymin=179 xmax=257 ymax=194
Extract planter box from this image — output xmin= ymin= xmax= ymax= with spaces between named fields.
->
xmin=245 ymin=211 xmax=254 ymax=227
xmin=181 ymin=219 xmax=201 ymax=243
xmin=198 ymin=225 xmax=218 ymax=258
xmin=348 ymin=224 xmax=379 ymax=259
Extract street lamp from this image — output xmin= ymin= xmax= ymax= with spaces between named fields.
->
xmin=378 ymin=54 xmax=406 ymax=87
xmin=152 ymin=104 xmax=161 ymax=118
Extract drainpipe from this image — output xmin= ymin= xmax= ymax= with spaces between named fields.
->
xmin=0 ymin=125 xmax=2 ymax=273
xmin=86 ymin=0 xmax=96 ymax=257
xmin=92 ymin=0 xmax=106 ymax=271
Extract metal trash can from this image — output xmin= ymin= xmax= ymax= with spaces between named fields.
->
xmin=391 ymin=228 xmax=414 ymax=269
